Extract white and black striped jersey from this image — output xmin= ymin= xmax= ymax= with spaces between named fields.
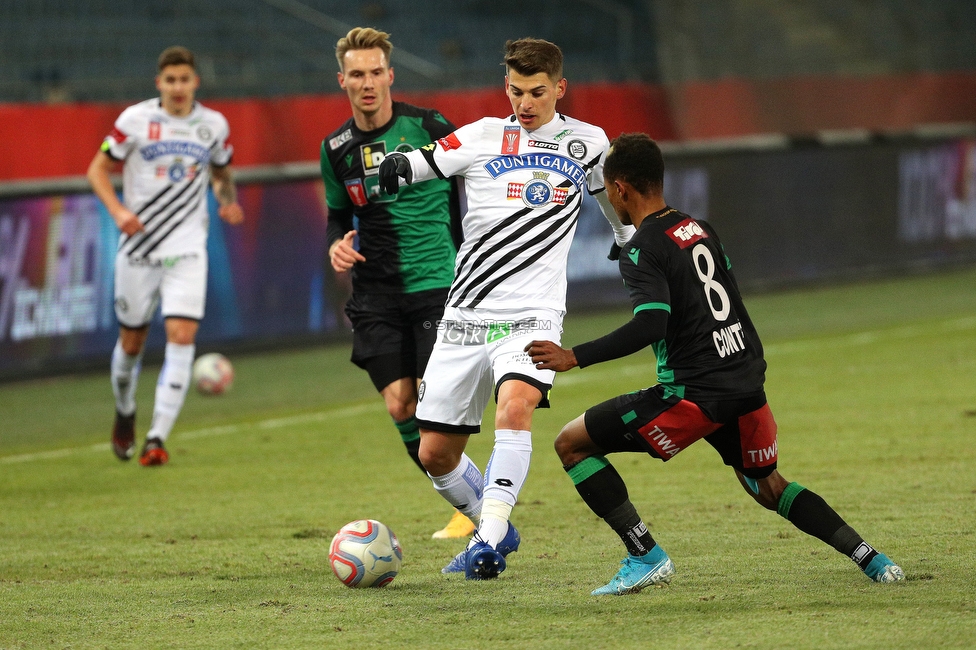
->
xmin=100 ymin=99 xmax=233 ymax=260
xmin=405 ymin=113 xmax=609 ymax=311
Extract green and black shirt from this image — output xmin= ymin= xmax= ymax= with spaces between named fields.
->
xmin=321 ymin=102 xmax=460 ymax=294
xmin=574 ymin=206 xmax=766 ymax=401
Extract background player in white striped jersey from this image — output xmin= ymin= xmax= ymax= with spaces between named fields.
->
xmin=87 ymin=46 xmax=244 ymax=466
xmin=379 ymin=38 xmax=634 ymax=579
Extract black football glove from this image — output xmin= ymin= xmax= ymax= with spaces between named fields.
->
xmin=378 ymin=153 xmax=412 ymax=195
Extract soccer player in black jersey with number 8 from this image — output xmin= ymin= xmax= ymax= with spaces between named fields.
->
xmin=526 ymin=133 xmax=904 ymax=595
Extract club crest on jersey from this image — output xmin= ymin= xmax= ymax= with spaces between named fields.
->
xmin=502 ymin=125 xmax=521 ymax=154
xmin=329 ymin=129 xmax=352 ymax=150
xmin=148 ymin=121 xmax=161 ymax=141
xmin=344 ymin=179 xmax=368 ymax=207
xmin=168 ymin=158 xmax=186 ymax=182
xmin=360 ymin=141 xmax=387 ymax=176
xmin=666 ymin=218 xmax=709 ymax=249
xmin=507 ymin=172 xmax=568 ymax=208
xmin=437 ymin=133 xmax=462 ymax=151
xmin=567 ymin=139 xmax=587 ymax=160
xmin=196 ymin=125 xmax=213 ymax=141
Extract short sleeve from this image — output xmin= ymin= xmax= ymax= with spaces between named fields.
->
xmin=100 ymin=106 xmax=139 ymax=161
xmin=209 ymin=114 xmax=233 ymax=168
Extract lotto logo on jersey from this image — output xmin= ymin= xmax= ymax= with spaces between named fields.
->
xmin=437 ymin=133 xmax=462 ymax=151
xmin=666 ymin=218 xmax=708 ymax=249
xmin=528 ymin=140 xmax=559 ymax=151
xmin=360 ymin=141 xmax=388 ymax=176
xmin=502 ymin=126 xmax=521 ymax=154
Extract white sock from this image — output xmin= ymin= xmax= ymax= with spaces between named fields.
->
xmin=428 ymin=453 xmax=484 ymax=527
xmin=146 ymin=342 xmax=194 ymax=443
xmin=477 ymin=429 xmax=531 ymax=547
xmin=477 ymin=498 xmax=514 ymax=549
xmin=111 ymin=340 xmax=142 ymax=416
xmin=483 ymin=429 xmax=532 ymax=507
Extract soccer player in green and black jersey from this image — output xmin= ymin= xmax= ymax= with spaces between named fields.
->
xmin=526 ymin=133 xmax=904 ymax=595
xmin=321 ymin=28 xmax=472 ymax=539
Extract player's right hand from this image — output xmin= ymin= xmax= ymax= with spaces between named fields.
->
xmin=330 ymin=230 xmax=366 ymax=273
xmin=113 ymin=208 xmax=144 ymax=236
xmin=378 ymin=153 xmax=412 ymax=195
xmin=524 ymin=340 xmax=579 ymax=372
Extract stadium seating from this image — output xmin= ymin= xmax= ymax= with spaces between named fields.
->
xmin=3 ymin=0 xmax=972 ymax=104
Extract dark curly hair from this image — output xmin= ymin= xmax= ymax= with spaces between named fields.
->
xmin=604 ymin=133 xmax=665 ymax=195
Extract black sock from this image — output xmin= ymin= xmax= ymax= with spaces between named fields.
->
xmin=566 ymin=456 xmax=656 ymax=556
xmin=778 ymin=482 xmax=878 ymax=569
xmin=604 ymin=502 xmax=657 ymax=556
xmin=403 ymin=438 xmax=425 ymax=473
xmin=829 ymin=525 xmax=879 ymax=570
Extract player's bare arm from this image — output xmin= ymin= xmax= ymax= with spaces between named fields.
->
xmin=525 ymin=340 xmax=578 ymax=372
xmin=87 ymin=150 xmax=143 ymax=236
xmin=210 ymin=165 xmax=244 ymax=224
xmin=328 ymin=229 xmax=366 ymax=272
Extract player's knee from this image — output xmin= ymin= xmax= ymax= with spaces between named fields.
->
xmin=553 ymin=431 xmax=574 ymax=465
xmin=553 ymin=421 xmax=586 ymax=466
xmin=119 ymin=327 xmax=148 ymax=355
xmin=741 ymin=470 xmax=786 ymax=510
xmin=417 ymin=443 xmax=456 ymax=477
xmin=384 ymin=399 xmax=415 ymax=423
xmin=495 ymin=397 xmax=535 ymax=430
xmin=750 ymin=489 xmax=778 ymax=511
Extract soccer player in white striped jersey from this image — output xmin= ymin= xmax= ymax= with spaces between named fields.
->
xmin=379 ymin=38 xmax=634 ymax=579
xmin=87 ymin=46 xmax=244 ymax=467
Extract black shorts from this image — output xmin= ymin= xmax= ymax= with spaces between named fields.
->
xmin=584 ymin=385 xmax=778 ymax=479
xmin=344 ymin=288 xmax=448 ymax=392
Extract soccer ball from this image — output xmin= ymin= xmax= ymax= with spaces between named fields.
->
xmin=329 ymin=519 xmax=402 ymax=588
xmin=192 ymin=352 xmax=234 ymax=395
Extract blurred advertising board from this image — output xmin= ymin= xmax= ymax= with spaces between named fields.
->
xmin=3 ymin=133 xmax=975 ymax=380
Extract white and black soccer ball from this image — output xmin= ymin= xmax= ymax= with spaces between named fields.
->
xmin=329 ymin=519 xmax=402 ymax=588
xmin=192 ymin=352 xmax=234 ymax=395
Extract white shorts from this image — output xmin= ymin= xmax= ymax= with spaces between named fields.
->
xmin=415 ymin=306 xmax=563 ymax=433
xmin=114 ymin=252 xmax=208 ymax=328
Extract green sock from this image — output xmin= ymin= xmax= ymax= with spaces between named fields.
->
xmin=394 ymin=416 xmax=425 ymax=473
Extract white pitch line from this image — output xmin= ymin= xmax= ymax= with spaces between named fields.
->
xmin=0 ymin=401 xmax=380 ymax=465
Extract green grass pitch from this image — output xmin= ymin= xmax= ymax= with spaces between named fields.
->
xmin=2 ymin=268 xmax=975 ymax=649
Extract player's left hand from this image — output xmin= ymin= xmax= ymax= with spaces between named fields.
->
xmin=525 ymin=339 xmax=578 ymax=372
xmin=219 ymin=202 xmax=244 ymax=225
xmin=378 ymin=153 xmax=412 ymax=195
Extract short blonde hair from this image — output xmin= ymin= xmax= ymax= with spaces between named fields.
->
xmin=335 ymin=27 xmax=393 ymax=71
